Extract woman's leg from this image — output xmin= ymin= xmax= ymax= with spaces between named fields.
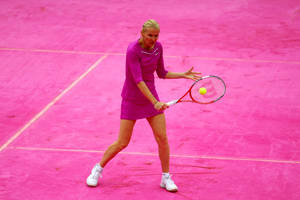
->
xmin=147 ymin=113 xmax=169 ymax=173
xmin=87 ymin=119 xmax=136 ymax=186
xmin=100 ymin=119 xmax=136 ymax=167
xmin=147 ymin=113 xmax=177 ymax=192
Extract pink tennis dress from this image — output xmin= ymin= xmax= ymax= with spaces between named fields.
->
xmin=120 ymin=40 xmax=168 ymax=120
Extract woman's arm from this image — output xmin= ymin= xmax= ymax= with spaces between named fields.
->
xmin=137 ymin=81 xmax=168 ymax=111
xmin=137 ymin=81 xmax=157 ymax=105
xmin=165 ymin=67 xmax=201 ymax=80
xmin=165 ymin=71 xmax=184 ymax=79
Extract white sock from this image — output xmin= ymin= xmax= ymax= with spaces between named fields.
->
xmin=96 ymin=163 xmax=104 ymax=171
xmin=162 ymin=172 xmax=170 ymax=178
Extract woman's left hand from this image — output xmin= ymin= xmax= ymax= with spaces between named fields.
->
xmin=183 ymin=67 xmax=202 ymax=81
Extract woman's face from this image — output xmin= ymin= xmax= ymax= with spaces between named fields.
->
xmin=141 ymin=28 xmax=160 ymax=49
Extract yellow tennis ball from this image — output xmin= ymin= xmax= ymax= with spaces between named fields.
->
xmin=199 ymin=87 xmax=207 ymax=95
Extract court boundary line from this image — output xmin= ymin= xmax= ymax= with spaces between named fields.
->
xmin=1 ymin=47 xmax=300 ymax=64
xmin=0 ymin=55 xmax=108 ymax=152
xmin=11 ymin=146 xmax=300 ymax=165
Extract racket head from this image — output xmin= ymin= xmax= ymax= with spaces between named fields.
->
xmin=189 ymin=75 xmax=226 ymax=104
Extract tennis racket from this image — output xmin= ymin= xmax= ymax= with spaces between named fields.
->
xmin=166 ymin=75 xmax=226 ymax=106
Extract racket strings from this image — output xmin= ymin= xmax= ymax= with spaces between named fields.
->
xmin=190 ymin=77 xmax=225 ymax=103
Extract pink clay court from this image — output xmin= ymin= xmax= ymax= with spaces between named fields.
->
xmin=1 ymin=0 xmax=300 ymax=200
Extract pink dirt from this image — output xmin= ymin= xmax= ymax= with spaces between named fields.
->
xmin=1 ymin=1 xmax=300 ymax=200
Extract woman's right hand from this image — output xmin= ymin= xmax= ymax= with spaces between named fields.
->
xmin=154 ymin=101 xmax=169 ymax=111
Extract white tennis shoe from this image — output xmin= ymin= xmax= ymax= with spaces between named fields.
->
xmin=160 ymin=174 xmax=178 ymax=192
xmin=86 ymin=163 xmax=103 ymax=187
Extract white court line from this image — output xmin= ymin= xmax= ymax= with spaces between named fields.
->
xmin=11 ymin=146 xmax=300 ymax=165
xmin=0 ymin=55 xmax=108 ymax=152
xmin=1 ymin=47 xmax=300 ymax=64
xmin=0 ymin=47 xmax=122 ymax=56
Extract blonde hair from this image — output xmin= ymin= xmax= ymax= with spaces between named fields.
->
xmin=142 ymin=19 xmax=160 ymax=32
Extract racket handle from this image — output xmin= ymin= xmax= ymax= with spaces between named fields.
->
xmin=166 ymin=100 xmax=178 ymax=106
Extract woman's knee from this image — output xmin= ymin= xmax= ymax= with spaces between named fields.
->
xmin=155 ymin=134 xmax=169 ymax=147
xmin=115 ymin=140 xmax=129 ymax=151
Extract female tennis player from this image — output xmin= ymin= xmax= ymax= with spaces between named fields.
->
xmin=86 ymin=19 xmax=201 ymax=192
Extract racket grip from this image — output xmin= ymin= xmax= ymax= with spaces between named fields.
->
xmin=166 ymin=100 xmax=178 ymax=106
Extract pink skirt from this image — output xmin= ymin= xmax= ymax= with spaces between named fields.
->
xmin=120 ymin=99 xmax=163 ymax=120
